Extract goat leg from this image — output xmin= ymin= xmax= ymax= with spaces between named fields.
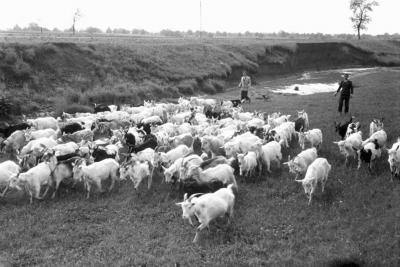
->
xmin=108 ymin=177 xmax=115 ymax=192
xmin=86 ymin=183 xmax=91 ymax=199
xmin=193 ymin=222 xmax=208 ymax=243
xmin=0 ymin=184 xmax=9 ymax=197
xmin=39 ymin=185 xmax=50 ymax=199
xmin=51 ymin=178 xmax=61 ymax=199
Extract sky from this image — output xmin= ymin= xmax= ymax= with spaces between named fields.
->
xmin=0 ymin=0 xmax=398 ymax=34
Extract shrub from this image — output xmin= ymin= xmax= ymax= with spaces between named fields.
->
xmin=200 ymin=79 xmax=217 ymax=94
xmin=177 ymin=79 xmax=197 ymax=95
xmin=24 ymin=102 xmax=41 ymax=113
xmin=143 ymin=80 xmax=164 ymax=96
xmin=14 ymin=61 xmax=32 ymax=80
xmin=211 ymin=79 xmax=225 ymax=92
xmin=4 ymin=47 xmax=18 ymax=64
xmin=22 ymin=48 xmax=36 ymax=61
xmin=63 ymin=104 xmax=93 ymax=115
xmin=0 ymin=95 xmax=12 ymax=117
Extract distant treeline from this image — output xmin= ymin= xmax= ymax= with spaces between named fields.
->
xmin=3 ymin=23 xmax=400 ymax=40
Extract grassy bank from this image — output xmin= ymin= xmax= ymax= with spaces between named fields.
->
xmin=0 ymin=37 xmax=400 ymax=118
xmin=0 ymin=67 xmax=399 ymax=266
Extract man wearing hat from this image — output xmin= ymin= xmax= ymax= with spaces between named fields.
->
xmin=334 ymin=73 xmax=354 ymax=115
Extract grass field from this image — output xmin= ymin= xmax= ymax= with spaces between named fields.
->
xmin=0 ymin=67 xmax=399 ymax=266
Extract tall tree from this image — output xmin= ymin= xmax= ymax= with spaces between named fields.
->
xmin=350 ymin=0 xmax=379 ymax=40
xmin=72 ymin=9 xmax=82 ymax=35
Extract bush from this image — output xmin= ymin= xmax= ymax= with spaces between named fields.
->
xmin=23 ymin=48 xmax=36 ymax=61
xmin=53 ymin=96 xmax=93 ymax=117
xmin=3 ymin=47 xmax=18 ymax=65
xmin=211 ymin=79 xmax=225 ymax=92
xmin=63 ymin=104 xmax=93 ymax=115
xmin=14 ymin=61 xmax=32 ymax=80
xmin=177 ymin=79 xmax=197 ymax=95
xmin=0 ymin=95 xmax=13 ymax=117
xmin=200 ymin=79 xmax=217 ymax=94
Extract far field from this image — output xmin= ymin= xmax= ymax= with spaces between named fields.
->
xmin=0 ymin=66 xmax=399 ymax=266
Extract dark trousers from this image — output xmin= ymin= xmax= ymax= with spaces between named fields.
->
xmin=241 ymin=91 xmax=250 ymax=102
xmin=338 ymin=94 xmax=350 ymax=113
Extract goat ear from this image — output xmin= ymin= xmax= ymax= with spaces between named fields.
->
xmin=175 ymin=202 xmax=183 ymax=206
xmin=283 ymin=162 xmax=289 ymax=165
xmin=333 ymin=141 xmax=339 ymax=144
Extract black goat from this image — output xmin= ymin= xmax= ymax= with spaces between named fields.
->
xmin=91 ymin=147 xmax=117 ymax=162
xmin=61 ymin=122 xmax=84 ymax=135
xmin=0 ymin=122 xmax=30 ymax=138
xmin=192 ymin=137 xmax=202 ymax=156
xmin=335 ymin=116 xmax=354 ymax=140
xmin=93 ymin=104 xmax=111 ymax=113
xmin=56 ymin=152 xmax=80 ymax=162
xmin=295 ymin=117 xmax=305 ymax=132
xmin=230 ymin=99 xmax=242 ymax=107
xmin=182 ymin=178 xmax=224 ymax=197
xmin=130 ymin=134 xmax=158 ymax=153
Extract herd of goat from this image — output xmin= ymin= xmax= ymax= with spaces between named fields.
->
xmin=0 ymin=97 xmax=399 ymax=242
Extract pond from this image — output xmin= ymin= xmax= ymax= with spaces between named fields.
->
xmin=258 ymin=67 xmax=400 ymax=95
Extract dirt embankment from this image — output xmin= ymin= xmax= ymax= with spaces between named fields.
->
xmin=0 ymin=39 xmax=399 ymax=117
xmin=229 ymin=41 xmax=399 ymax=83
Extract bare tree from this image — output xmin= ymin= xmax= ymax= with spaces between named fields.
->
xmin=350 ymin=0 xmax=379 ymax=40
xmin=72 ymin=9 xmax=82 ymax=35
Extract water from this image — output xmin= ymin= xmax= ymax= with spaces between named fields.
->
xmin=260 ymin=67 xmax=394 ymax=96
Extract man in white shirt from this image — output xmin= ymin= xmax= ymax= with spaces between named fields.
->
xmin=238 ymin=71 xmax=251 ymax=103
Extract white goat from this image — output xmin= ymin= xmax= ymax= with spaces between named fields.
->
xmin=9 ymin=153 xmax=57 ymax=204
xmin=362 ymin=129 xmax=387 ymax=148
xmin=27 ymin=117 xmax=59 ymax=130
xmin=25 ymin=128 xmax=58 ymax=141
xmin=295 ymin=157 xmax=331 ymax=205
xmin=284 ymin=147 xmax=318 ymax=179
xmin=155 ymin=144 xmax=190 ymax=167
xmin=223 ymin=132 xmax=262 ymax=158
xmin=333 ymin=131 xmax=363 ymax=165
xmin=120 ymin=160 xmax=154 ymax=190
xmin=72 ymin=158 xmax=120 ymax=198
xmin=176 ymin=184 xmax=235 ymax=243
xmin=260 ymin=141 xmax=282 ymax=173
xmin=298 ymin=129 xmax=323 ymax=150
xmin=163 ymin=157 xmax=184 ymax=183
xmin=0 ymin=160 xmax=21 ymax=197
xmin=2 ymin=130 xmax=27 ymax=154
xmin=20 ymin=137 xmax=58 ymax=156
xmin=369 ymin=118 xmax=384 ymax=137
xmin=268 ymin=115 xmax=291 ymax=128
xmin=388 ymin=139 xmax=400 ymax=181
xmin=237 ymin=152 xmax=258 ymax=178
xmin=186 ymin=164 xmax=238 ymax=191
xmin=52 ymin=142 xmax=79 ymax=157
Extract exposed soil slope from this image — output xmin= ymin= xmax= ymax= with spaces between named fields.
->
xmin=0 ymin=38 xmax=399 ymax=116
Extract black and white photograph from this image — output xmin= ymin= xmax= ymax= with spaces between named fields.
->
xmin=0 ymin=0 xmax=399 ymax=266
